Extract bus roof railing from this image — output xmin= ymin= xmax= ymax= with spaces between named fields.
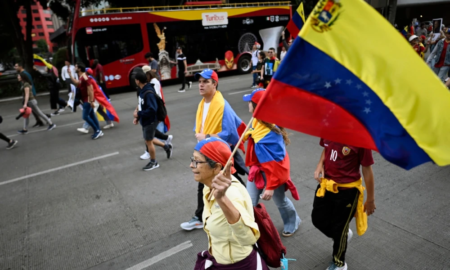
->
xmin=80 ymin=1 xmax=291 ymax=16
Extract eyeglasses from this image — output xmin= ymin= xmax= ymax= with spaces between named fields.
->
xmin=190 ymin=157 xmax=209 ymax=168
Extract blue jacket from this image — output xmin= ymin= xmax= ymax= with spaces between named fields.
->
xmin=427 ymin=39 xmax=450 ymax=66
xmin=137 ymin=83 xmax=158 ymax=127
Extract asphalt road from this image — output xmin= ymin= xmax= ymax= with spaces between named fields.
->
xmin=0 ymin=74 xmax=449 ymax=270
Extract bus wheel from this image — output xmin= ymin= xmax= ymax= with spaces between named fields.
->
xmin=237 ymin=55 xmax=252 ymax=74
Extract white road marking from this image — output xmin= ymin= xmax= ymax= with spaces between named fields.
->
xmin=7 ymin=121 xmax=84 ymax=137
xmin=228 ymin=89 xmax=253 ymax=95
xmin=0 ymin=152 xmax=119 ymax=187
xmin=125 ymin=241 xmax=193 ymax=270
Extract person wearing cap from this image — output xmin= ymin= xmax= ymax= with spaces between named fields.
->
xmin=133 ymin=70 xmax=160 ymax=171
xmin=427 ymin=29 xmax=450 ymax=82
xmin=409 ymin=35 xmax=425 ymax=59
xmin=144 ymin=52 xmax=161 ymax=81
xmin=180 ymin=68 xmax=249 ymax=231
xmin=17 ymin=73 xmax=56 ymax=134
xmin=191 ymin=137 xmax=268 ymax=270
xmin=138 ymin=66 xmax=174 ymax=160
xmin=92 ymin=59 xmax=109 ymax=99
xmin=242 ymin=89 xmax=301 ymax=237
xmin=250 ymin=42 xmax=261 ymax=88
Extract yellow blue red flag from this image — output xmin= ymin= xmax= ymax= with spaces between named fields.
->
xmin=254 ymin=0 xmax=450 ymax=169
xmin=286 ymin=2 xmax=306 ymax=37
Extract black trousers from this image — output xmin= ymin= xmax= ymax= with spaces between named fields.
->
xmin=178 ymin=71 xmax=186 ymax=89
xmin=194 ymin=149 xmax=248 ymax=220
xmin=50 ymin=86 xmax=66 ymax=110
xmin=0 ymin=132 xmax=10 ymax=143
xmin=99 ymin=82 xmax=110 ymax=99
xmin=311 ymin=185 xmax=359 ymax=267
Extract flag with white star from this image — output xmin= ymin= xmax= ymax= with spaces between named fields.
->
xmin=254 ymin=0 xmax=450 ymax=169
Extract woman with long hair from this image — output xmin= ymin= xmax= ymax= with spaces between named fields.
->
xmin=18 ymin=73 xmax=55 ymax=134
xmin=242 ymin=88 xmax=301 ymax=237
xmin=192 ymin=137 xmax=268 ymax=270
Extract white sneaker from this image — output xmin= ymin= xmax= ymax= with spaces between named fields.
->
xmin=103 ymin=123 xmax=114 ymax=129
xmin=77 ymin=128 xmax=89 ymax=134
xmin=58 ymin=108 xmax=65 ymax=113
xmin=140 ymin=151 xmax=150 ymax=160
xmin=166 ymin=134 xmax=173 ymax=145
xmin=326 ymin=262 xmax=347 ymax=270
xmin=347 ymin=229 xmax=353 ymax=244
xmin=188 ymin=81 xmax=192 ymax=89
xmin=180 ymin=217 xmax=203 ymax=231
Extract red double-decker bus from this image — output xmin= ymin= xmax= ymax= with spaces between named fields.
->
xmin=68 ymin=1 xmax=291 ymax=89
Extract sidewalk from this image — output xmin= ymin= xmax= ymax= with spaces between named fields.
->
xmin=0 ymin=89 xmax=68 ymax=103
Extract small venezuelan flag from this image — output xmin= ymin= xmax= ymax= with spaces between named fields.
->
xmin=254 ymin=0 xmax=450 ymax=170
xmin=286 ymin=2 xmax=306 ymax=38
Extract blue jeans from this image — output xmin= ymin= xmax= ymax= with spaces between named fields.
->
xmin=432 ymin=66 xmax=450 ymax=82
xmin=82 ymin=102 xmax=100 ymax=131
xmin=247 ymin=178 xmax=301 ymax=233
xmin=252 ymin=65 xmax=257 ymax=86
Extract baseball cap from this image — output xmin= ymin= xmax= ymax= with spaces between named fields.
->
xmin=194 ymin=69 xmax=219 ymax=82
xmin=409 ymin=35 xmax=418 ymax=42
xmin=142 ymin=65 xmax=151 ymax=73
xmin=447 ymin=29 xmax=450 ymax=34
xmin=243 ymin=88 xmax=265 ymax=103
xmin=85 ymin=68 xmax=94 ymax=75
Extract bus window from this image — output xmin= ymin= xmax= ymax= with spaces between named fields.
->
xmin=75 ymin=24 xmax=143 ymax=66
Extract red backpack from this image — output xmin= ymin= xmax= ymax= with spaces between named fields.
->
xmin=253 ymin=203 xmax=287 ymax=268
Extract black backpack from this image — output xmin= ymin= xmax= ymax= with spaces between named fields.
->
xmin=143 ymin=90 xmax=167 ymax=122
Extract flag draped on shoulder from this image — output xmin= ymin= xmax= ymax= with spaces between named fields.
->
xmin=286 ymin=2 xmax=306 ymax=38
xmin=244 ymin=119 xmax=290 ymax=190
xmin=194 ymin=91 xmax=246 ymax=152
xmin=90 ymin=76 xmax=120 ymax=122
xmin=254 ymin=0 xmax=450 ymax=170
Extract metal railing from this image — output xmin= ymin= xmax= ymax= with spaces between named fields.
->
xmin=80 ymin=1 xmax=290 ymax=16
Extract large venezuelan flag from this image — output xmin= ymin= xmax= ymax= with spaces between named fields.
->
xmin=254 ymin=0 xmax=450 ymax=170
xmin=194 ymin=91 xmax=246 ymax=151
xmin=90 ymin=76 xmax=120 ymax=122
xmin=245 ymin=119 xmax=290 ymax=190
xmin=286 ymin=2 xmax=306 ymax=38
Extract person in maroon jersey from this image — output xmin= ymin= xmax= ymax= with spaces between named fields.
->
xmin=312 ymin=139 xmax=376 ymax=270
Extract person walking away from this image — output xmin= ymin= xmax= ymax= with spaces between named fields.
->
xmin=92 ymin=59 xmax=109 ymax=99
xmin=133 ymin=71 xmax=160 ymax=171
xmin=180 ymin=69 xmax=248 ymax=231
xmin=17 ymin=73 xmax=55 ymax=134
xmin=427 ymin=29 xmax=450 ymax=82
xmin=42 ymin=67 xmax=68 ymax=116
xmin=14 ymin=62 xmax=44 ymax=127
xmin=312 ymin=139 xmax=376 ymax=270
xmin=0 ymin=116 xmax=18 ymax=149
xmin=250 ymin=42 xmax=260 ymax=88
xmin=191 ymin=138 xmax=268 ymax=270
xmin=69 ymin=63 xmax=103 ymax=140
xmin=242 ymin=89 xmax=301 ymax=237
xmin=140 ymin=66 xmax=173 ymax=159
xmin=144 ymin=52 xmax=161 ymax=81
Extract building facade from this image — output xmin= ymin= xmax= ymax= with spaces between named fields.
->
xmin=17 ymin=2 xmax=56 ymax=53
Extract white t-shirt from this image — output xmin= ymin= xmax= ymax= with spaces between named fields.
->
xmin=150 ymin=78 xmax=162 ymax=98
xmin=201 ymin=101 xmax=211 ymax=133
xmin=251 ymin=50 xmax=259 ymax=66
xmin=280 ymin=51 xmax=287 ymax=61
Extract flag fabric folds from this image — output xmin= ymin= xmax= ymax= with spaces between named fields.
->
xmin=194 ymin=91 xmax=246 ymax=152
xmin=286 ymin=2 xmax=306 ymax=38
xmin=33 ymin=54 xmax=52 ymax=69
xmin=90 ymin=76 xmax=120 ymax=122
xmin=254 ymin=0 xmax=450 ymax=169
xmin=244 ymin=119 xmax=290 ymax=190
